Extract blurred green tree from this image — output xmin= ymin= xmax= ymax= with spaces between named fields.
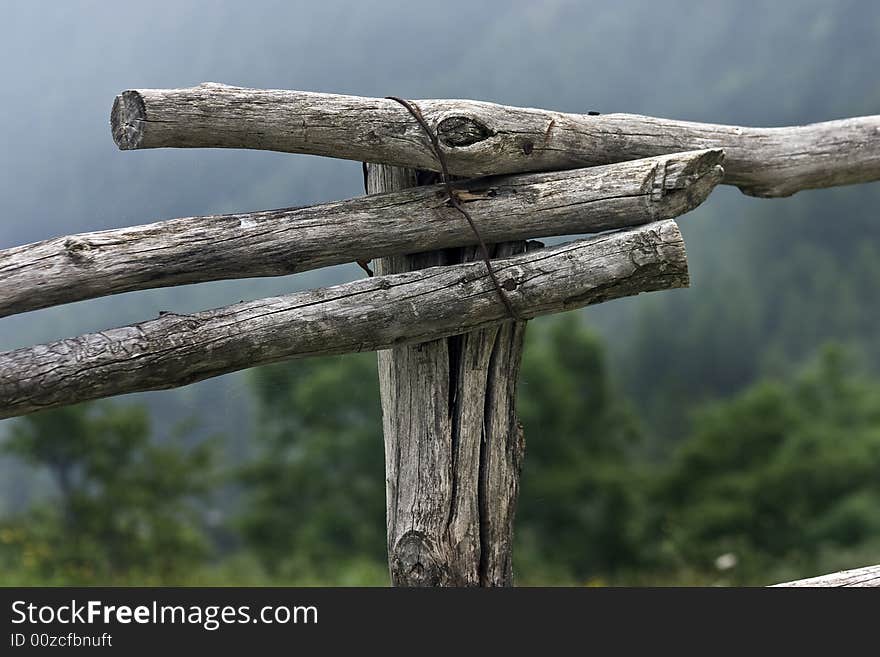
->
xmin=0 ymin=403 xmax=215 ymax=584
xmin=239 ymin=353 xmax=388 ymax=583
xmin=656 ymin=345 xmax=880 ymax=584
xmin=515 ymin=315 xmax=647 ymax=583
xmin=239 ymin=317 xmax=647 ymax=584
xmin=234 ymin=324 xmax=880 ymax=586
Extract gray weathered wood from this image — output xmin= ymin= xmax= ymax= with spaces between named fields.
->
xmin=772 ymin=564 xmax=880 ymax=587
xmin=367 ymin=161 xmax=532 ymax=586
xmin=0 ymin=220 xmax=688 ymax=420
xmin=0 ymin=150 xmax=721 ymax=318
xmin=113 ymin=82 xmax=880 ymax=197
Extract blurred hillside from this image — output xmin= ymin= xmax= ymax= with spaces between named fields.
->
xmin=1 ymin=0 xmax=879 ymax=584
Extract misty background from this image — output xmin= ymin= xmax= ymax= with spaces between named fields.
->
xmin=1 ymin=0 xmax=879 ymax=584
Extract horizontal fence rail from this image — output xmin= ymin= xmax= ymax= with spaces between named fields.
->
xmin=0 ymin=150 xmax=721 ymax=318
xmin=0 ymin=221 xmax=687 ymax=419
xmin=112 ymin=83 xmax=880 ymax=197
xmin=773 ymin=563 xmax=880 ymax=587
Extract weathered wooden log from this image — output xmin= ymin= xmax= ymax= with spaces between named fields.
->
xmin=368 ymin=163 xmax=530 ymax=587
xmin=0 ymin=220 xmax=688 ymax=419
xmin=772 ymin=564 xmax=880 ymax=587
xmin=112 ymin=83 xmax=880 ymax=197
xmin=0 ymin=150 xmax=721 ymax=318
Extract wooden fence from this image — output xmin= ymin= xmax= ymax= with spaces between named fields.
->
xmin=2 ymin=83 xmax=879 ymax=585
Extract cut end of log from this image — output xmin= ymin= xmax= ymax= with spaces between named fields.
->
xmin=677 ymin=149 xmax=725 ymax=211
xmin=111 ymin=90 xmax=146 ymax=150
xmin=649 ymin=148 xmax=725 ymax=217
xmin=662 ymin=148 xmax=725 ymax=190
xmin=681 ymin=147 xmax=726 ymax=178
xmin=662 ymin=219 xmax=690 ymax=289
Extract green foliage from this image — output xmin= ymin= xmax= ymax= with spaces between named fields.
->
xmin=237 ymin=353 xmax=387 ymax=581
xmin=516 ymin=315 xmax=646 ymax=582
xmin=0 ymin=403 xmax=215 ymax=584
xmin=655 ymin=346 xmax=880 ymax=584
xmin=236 ymin=317 xmax=657 ymax=585
xmin=4 ymin=330 xmax=880 ymax=587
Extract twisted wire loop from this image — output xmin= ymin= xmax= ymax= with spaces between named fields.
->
xmin=385 ymin=96 xmax=520 ymax=322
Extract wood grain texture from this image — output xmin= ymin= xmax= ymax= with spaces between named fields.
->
xmin=772 ymin=564 xmax=880 ymax=587
xmin=112 ymin=83 xmax=880 ymax=197
xmin=0 ymin=220 xmax=688 ymax=421
xmin=0 ymin=150 xmax=721 ymax=318
xmin=367 ymin=161 xmax=531 ymax=586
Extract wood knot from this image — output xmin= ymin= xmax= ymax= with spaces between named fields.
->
xmin=436 ymin=116 xmax=494 ymax=147
xmin=629 ymin=232 xmax=662 ymax=267
xmin=64 ymin=237 xmax=94 ymax=265
xmin=390 ymin=531 xmax=446 ymax=587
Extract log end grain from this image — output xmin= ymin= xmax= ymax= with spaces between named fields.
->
xmin=657 ymin=148 xmax=725 ymax=215
xmin=111 ymin=90 xmax=146 ymax=150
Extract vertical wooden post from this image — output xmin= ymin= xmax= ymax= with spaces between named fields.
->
xmin=366 ymin=164 xmax=529 ymax=586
